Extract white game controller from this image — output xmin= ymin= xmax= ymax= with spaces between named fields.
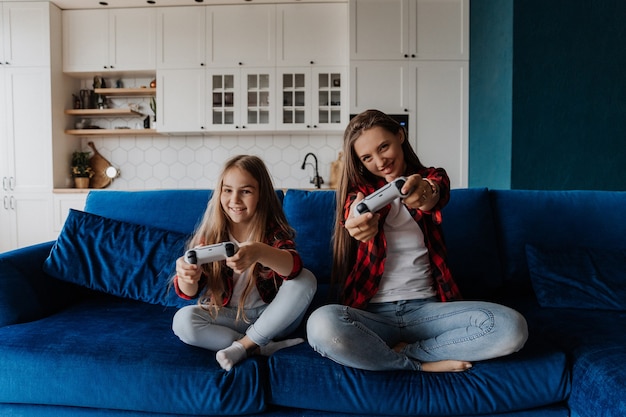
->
xmin=184 ymin=242 xmax=239 ymax=265
xmin=353 ymin=177 xmax=410 ymax=216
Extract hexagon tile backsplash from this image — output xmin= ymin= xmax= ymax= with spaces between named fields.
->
xmin=79 ymin=133 xmax=344 ymax=190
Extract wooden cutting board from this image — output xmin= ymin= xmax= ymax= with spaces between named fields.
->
xmin=88 ymin=141 xmax=112 ymax=189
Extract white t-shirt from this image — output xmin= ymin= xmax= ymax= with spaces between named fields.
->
xmin=370 ymin=199 xmax=436 ymax=303
xmin=228 ymin=236 xmax=265 ymax=309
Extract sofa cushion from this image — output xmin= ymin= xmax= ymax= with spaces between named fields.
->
xmin=527 ymin=245 xmax=626 ymax=310
xmin=283 ymin=190 xmax=335 ymax=284
xmin=441 ymin=188 xmax=503 ymax=299
xmin=268 ymin=339 xmax=570 ymax=416
xmin=0 ymin=298 xmax=267 ymax=415
xmin=490 ymin=190 xmax=626 ymax=290
xmin=43 ymin=209 xmax=190 ymax=308
xmin=84 ymin=189 xmax=213 ymax=234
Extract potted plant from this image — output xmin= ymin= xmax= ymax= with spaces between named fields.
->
xmin=71 ymin=151 xmax=94 ymax=189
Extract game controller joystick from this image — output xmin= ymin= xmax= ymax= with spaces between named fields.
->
xmin=353 ymin=177 xmax=409 ymax=216
xmin=184 ymin=242 xmax=239 ymax=265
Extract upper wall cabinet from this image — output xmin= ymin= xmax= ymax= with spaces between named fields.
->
xmin=0 ymin=2 xmax=50 ymax=67
xmin=350 ymin=0 xmax=468 ymax=61
xmin=156 ymin=6 xmax=206 ymax=69
xmin=63 ymin=8 xmax=156 ymax=74
xmin=157 ymin=4 xmax=275 ymax=70
xmin=277 ymin=3 xmax=348 ymax=67
xmin=209 ymin=4 xmax=276 ymax=68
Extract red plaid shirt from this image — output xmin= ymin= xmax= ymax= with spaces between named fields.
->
xmin=175 ymin=222 xmax=303 ymax=305
xmin=340 ymin=168 xmax=462 ymax=308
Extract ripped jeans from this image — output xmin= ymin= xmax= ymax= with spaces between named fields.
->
xmin=306 ymin=297 xmax=528 ymax=371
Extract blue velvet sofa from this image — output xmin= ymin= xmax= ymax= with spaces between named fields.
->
xmin=1 ymin=187 xmax=625 ymax=417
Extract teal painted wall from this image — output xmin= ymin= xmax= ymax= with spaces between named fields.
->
xmin=469 ymin=0 xmax=626 ymax=190
xmin=469 ymin=0 xmax=513 ymax=189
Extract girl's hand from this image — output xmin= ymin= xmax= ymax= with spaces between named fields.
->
xmin=346 ymin=192 xmax=380 ymax=242
xmin=226 ymin=242 xmax=259 ymax=274
xmin=175 ymin=256 xmax=203 ymax=285
xmin=402 ymin=174 xmax=439 ymax=211
xmin=175 ymin=254 xmax=204 ymax=298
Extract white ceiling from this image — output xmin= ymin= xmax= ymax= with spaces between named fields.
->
xmin=50 ymin=0 xmax=338 ymax=10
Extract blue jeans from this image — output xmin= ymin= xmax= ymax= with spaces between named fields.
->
xmin=306 ymin=298 xmax=528 ymax=371
xmin=172 ymin=269 xmax=317 ymax=350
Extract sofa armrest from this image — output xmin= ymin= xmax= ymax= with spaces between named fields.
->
xmin=0 ymin=241 xmax=86 ymax=327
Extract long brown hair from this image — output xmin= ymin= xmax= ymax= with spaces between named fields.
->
xmin=191 ymin=155 xmax=292 ymax=321
xmin=331 ymin=110 xmax=425 ymax=293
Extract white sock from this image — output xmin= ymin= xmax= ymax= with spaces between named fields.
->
xmin=216 ymin=341 xmax=247 ymax=371
xmin=259 ymin=338 xmax=305 ymax=356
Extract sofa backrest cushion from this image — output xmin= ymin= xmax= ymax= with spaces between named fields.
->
xmin=527 ymin=244 xmax=626 ymax=311
xmin=43 ymin=209 xmax=192 ymax=307
xmin=441 ymin=188 xmax=504 ymax=299
xmin=84 ymin=189 xmax=213 ymax=234
xmin=490 ymin=190 xmax=626 ymax=291
xmin=282 ymin=190 xmax=336 ymax=284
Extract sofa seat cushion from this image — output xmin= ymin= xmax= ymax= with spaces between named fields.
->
xmin=0 ymin=297 xmax=267 ymax=416
xmin=568 ymin=345 xmax=626 ymax=417
xmin=508 ymin=298 xmax=626 ymax=417
xmin=267 ymin=340 xmax=570 ymax=416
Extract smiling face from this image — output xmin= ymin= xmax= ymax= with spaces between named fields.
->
xmin=219 ymin=166 xmax=259 ymax=234
xmin=353 ymin=126 xmax=407 ymax=181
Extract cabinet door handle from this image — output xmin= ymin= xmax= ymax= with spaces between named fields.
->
xmin=9 ymin=196 xmax=16 ymax=210
xmin=9 ymin=177 xmax=15 ymax=191
xmin=2 ymin=177 xmax=7 ymax=191
xmin=3 ymin=196 xmax=8 ymax=210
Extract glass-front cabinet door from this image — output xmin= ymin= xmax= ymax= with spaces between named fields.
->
xmin=315 ymin=70 xmax=345 ymax=126
xmin=209 ymin=71 xmax=237 ymax=129
xmin=277 ymin=67 xmax=347 ymax=131
xmin=278 ymin=70 xmax=309 ymax=129
xmin=207 ymin=68 xmax=274 ymax=131
xmin=244 ymin=70 xmax=273 ymax=130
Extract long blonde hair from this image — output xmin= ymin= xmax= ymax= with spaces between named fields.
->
xmin=191 ymin=155 xmax=292 ymax=321
xmin=331 ymin=110 xmax=424 ymax=293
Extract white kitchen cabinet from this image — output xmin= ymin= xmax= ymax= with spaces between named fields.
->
xmin=350 ymin=60 xmax=468 ymax=188
xmin=277 ymin=2 xmax=348 ymax=67
xmin=0 ymin=2 xmax=50 ymax=67
xmin=350 ymin=60 xmax=410 ymax=114
xmin=209 ymin=4 xmax=275 ymax=68
xmin=156 ymin=68 xmax=205 ymax=133
xmin=1 ymin=67 xmax=52 ymax=194
xmin=0 ymin=3 xmax=56 ymax=251
xmin=350 ymin=0 xmax=468 ymax=61
xmin=157 ymin=4 xmax=275 ymax=70
xmin=412 ymin=61 xmax=468 ymax=188
xmin=350 ymin=0 xmax=468 ymax=188
xmin=157 ymin=67 xmax=275 ymax=133
xmin=156 ymin=6 xmax=207 ymax=69
xmin=0 ymin=68 xmax=54 ymax=251
xmin=1 ymin=193 xmax=54 ymax=252
xmin=63 ymin=8 xmax=156 ymax=74
xmin=53 ymin=193 xmax=87 ymax=233
xmin=276 ymin=67 xmax=347 ymax=131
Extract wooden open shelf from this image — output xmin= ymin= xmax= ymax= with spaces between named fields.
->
xmin=65 ymin=128 xmax=157 ymax=136
xmin=65 ymin=108 xmax=144 ymax=117
xmin=94 ymin=87 xmax=156 ymax=97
